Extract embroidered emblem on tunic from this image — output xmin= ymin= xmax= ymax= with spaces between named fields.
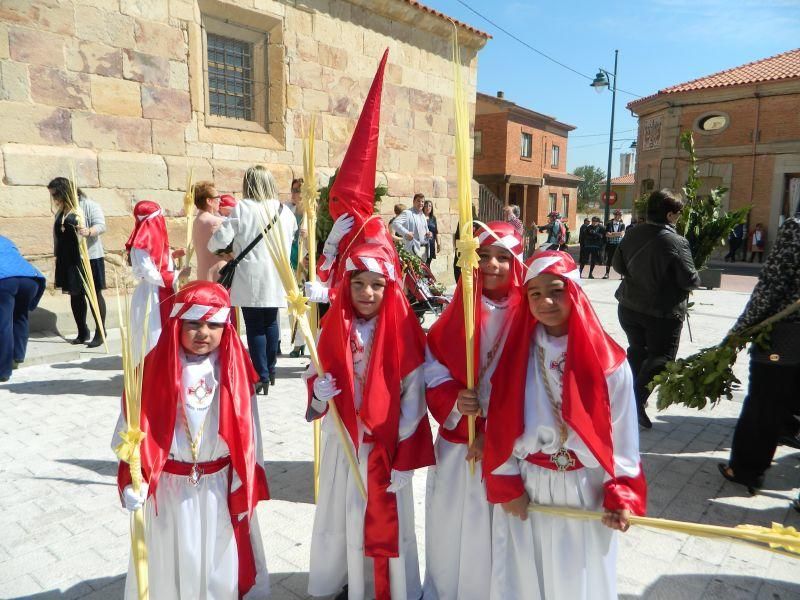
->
xmin=549 ymin=352 xmax=567 ymax=377
xmin=187 ymin=378 xmax=214 ymax=409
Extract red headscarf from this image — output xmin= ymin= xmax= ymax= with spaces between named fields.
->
xmin=125 ymin=200 xmax=171 ymax=274
xmin=426 ymin=220 xmax=524 ymax=387
xmin=316 ymin=241 xmax=432 ymax=600
xmin=219 ymin=194 xmax=237 ymax=210
xmin=484 ymin=251 xmax=628 ymax=480
xmin=116 ymin=281 xmax=268 ymax=596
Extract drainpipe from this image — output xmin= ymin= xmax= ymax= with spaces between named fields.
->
xmin=748 ymin=92 xmax=761 ymax=237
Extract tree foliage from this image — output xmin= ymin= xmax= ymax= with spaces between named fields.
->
xmin=676 ymin=132 xmax=749 ymax=271
xmin=573 ymin=165 xmax=606 ymax=208
xmin=315 ymin=169 xmax=388 ymax=249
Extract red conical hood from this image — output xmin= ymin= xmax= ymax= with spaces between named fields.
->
xmin=328 ymin=48 xmax=388 ymax=224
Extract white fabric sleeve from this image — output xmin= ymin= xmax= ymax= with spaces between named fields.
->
xmin=423 ymin=346 xmax=462 ymax=430
xmin=130 ymin=248 xmax=165 ymax=287
xmin=209 ymin=212 xmax=237 ymax=253
xmin=607 ymin=363 xmax=641 ymax=479
xmin=398 ymin=365 xmax=428 ymax=442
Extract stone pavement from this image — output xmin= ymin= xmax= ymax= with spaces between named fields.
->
xmin=1 ymin=278 xmax=799 ymax=600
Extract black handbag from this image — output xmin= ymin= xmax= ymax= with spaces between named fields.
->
xmin=751 ymin=321 xmax=800 ymax=366
xmin=217 ymin=205 xmax=282 ymax=289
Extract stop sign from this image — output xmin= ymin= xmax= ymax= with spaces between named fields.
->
xmin=602 ymin=191 xmax=618 ymax=205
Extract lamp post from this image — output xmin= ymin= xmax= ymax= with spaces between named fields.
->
xmin=591 ymin=49 xmax=618 ymax=225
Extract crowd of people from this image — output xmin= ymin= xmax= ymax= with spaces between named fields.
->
xmin=1 ymin=51 xmax=796 ymax=600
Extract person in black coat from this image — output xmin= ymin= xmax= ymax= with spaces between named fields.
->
xmin=578 ymin=217 xmax=590 ymax=267
xmin=612 ymin=189 xmax=701 ymax=428
xmin=579 ymin=217 xmax=605 ymax=278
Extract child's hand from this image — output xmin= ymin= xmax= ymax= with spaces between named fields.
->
xmin=172 ymin=248 xmax=186 ymax=260
xmin=313 ymin=373 xmax=340 ymax=402
xmin=465 ymin=430 xmax=484 ymax=462
xmin=456 ymin=389 xmax=481 ymax=416
xmin=386 ymin=469 xmax=413 ymax=493
xmin=502 ymin=491 xmax=530 ymax=521
xmin=601 ymin=508 xmax=630 ymax=532
xmin=123 ymin=483 xmax=149 ymax=512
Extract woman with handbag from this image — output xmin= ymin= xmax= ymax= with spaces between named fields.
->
xmin=719 ymin=206 xmax=800 ymax=495
xmin=209 ymin=166 xmax=297 ymax=395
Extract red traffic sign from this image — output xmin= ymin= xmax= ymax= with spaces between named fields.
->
xmin=602 ymin=191 xmax=618 ymax=205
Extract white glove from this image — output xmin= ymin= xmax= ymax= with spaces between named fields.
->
xmin=386 ymin=469 xmax=413 ymax=494
xmin=323 ymin=213 xmax=355 ymax=255
xmin=122 ymin=483 xmax=149 ymax=512
xmin=313 ymin=373 xmax=341 ymax=403
xmin=305 ymin=280 xmax=330 ymax=304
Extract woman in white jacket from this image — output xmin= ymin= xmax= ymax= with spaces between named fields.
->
xmin=209 ymin=166 xmax=297 ymax=394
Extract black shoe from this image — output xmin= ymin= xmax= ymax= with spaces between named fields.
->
xmin=602 ymin=273 xmax=609 ymax=279
xmin=588 ymin=274 xmax=595 ymax=279
xmin=717 ymin=463 xmax=758 ymax=496
xmin=70 ymin=334 xmax=89 ymax=344
xmin=256 ymin=381 xmax=269 ymax=395
xmin=86 ymin=334 xmax=104 ymax=348
xmin=12 ymin=360 xmax=22 ymax=370
xmin=289 ymin=345 xmax=305 ymax=358
xmin=269 ymin=373 xmax=276 ymax=386
xmin=335 ymin=585 xmax=348 ymax=600
xmin=778 ymin=434 xmax=800 ymax=450
xmin=637 ymin=405 xmax=652 ymax=429
xmin=0 ymin=376 xmax=9 ymax=383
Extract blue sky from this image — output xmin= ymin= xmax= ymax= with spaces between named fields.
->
xmin=424 ymin=0 xmax=800 ymax=176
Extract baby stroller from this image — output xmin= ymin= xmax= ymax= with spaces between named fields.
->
xmin=401 ymin=259 xmax=451 ymax=322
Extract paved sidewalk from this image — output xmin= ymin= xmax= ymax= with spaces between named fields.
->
xmin=1 ymin=281 xmax=798 ymax=599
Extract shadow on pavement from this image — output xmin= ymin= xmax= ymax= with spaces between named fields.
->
xmin=56 ymin=458 xmax=118 ymax=477
xmin=50 ymin=356 xmax=121 ymax=371
xmin=265 ymin=460 xmax=315 ymax=505
xmin=620 ymin=574 xmax=800 ymax=600
xmin=0 ymin=375 xmax=123 ymax=397
xmin=10 ymin=574 xmax=124 ymax=599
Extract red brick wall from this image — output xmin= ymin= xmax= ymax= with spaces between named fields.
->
xmin=474 ymin=112 xmax=507 ymax=176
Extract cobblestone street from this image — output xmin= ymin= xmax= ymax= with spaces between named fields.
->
xmin=1 ymin=280 xmax=798 ymax=600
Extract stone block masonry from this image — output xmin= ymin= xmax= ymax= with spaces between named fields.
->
xmin=0 ymin=0 xmax=489 ymax=284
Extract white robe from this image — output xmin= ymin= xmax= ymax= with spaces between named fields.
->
xmin=307 ymin=318 xmax=427 ymax=599
xmin=422 ymin=296 xmax=512 ymax=600
xmin=490 ymin=326 xmax=640 ymax=600
xmin=129 ymin=247 xmax=174 ymax=365
xmin=117 ymin=351 xmax=270 ymax=600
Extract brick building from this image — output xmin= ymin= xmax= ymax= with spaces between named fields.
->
xmin=628 ymin=48 xmax=800 ymax=247
xmin=473 ymin=91 xmax=580 ymax=230
xmin=0 ymin=0 xmax=489 ymax=279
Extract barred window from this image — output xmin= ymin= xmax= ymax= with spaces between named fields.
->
xmin=207 ymin=33 xmax=253 ymax=121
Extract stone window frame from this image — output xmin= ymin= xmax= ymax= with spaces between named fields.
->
xmin=474 ymin=130 xmax=483 ymax=155
xmin=521 ymin=132 xmax=533 ymax=159
xmin=192 ymin=0 xmax=286 ymax=148
xmin=551 ymin=144 xmax=560 ymax=168
xmin=693 ymin=111 xmax=731 ymax=135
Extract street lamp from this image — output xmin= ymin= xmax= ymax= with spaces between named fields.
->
xmin=590 ymin=49 xmax=618 ymax=224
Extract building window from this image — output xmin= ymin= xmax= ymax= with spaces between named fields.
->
xmin=695 ymin=112 xmax=730 ymax=133
xmin=549 ymin=193 xmax=557 ymax=213
xmin=551 ymin=144 xmax=560 ymax=168
xmin=474 ymin=130 xmax=482 ymax=155
xmin=521 ymin=132 xmax=532 ymax=158
xmin=562 ymin=193 xmax=569 ymax=217
xmin=208 ymin=33 xmax=253 ymax=121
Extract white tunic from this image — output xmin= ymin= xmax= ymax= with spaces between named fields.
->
xmin=422 ymin=296 xmax=512 ymax=600
xmin=489 ymin=326 xmax=640 ymax=600
xmin=119 ymin=351 xmax=270 ymax=600
xmin=307 ymin=318 xmax=427 ymax=599
xmin=129 ymin=247 xmax=174 ymax=365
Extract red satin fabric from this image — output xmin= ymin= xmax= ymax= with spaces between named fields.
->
xmin=125 ymin=200 xmax=172 ymax=274
xmin=603 ymin=467 xmax=648 ymax=516
xmin=116 ymin=281 xmax=269 ymax=597
xmin=484 ymin=251 xmax=628 ymax=486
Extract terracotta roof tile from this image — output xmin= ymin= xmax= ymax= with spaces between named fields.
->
xmin=610 ymin=173 xmax=635 ymax=185
xmin=403 ymin=1 xmax=491 ymax=39
xmin=629 ymin=48 xmax=800 ymax=108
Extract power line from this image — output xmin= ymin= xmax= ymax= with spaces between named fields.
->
xmin=454 ymin=0 xmax=643 ymax=98
xmin=571 ymin=128 xmax=636 ymax=138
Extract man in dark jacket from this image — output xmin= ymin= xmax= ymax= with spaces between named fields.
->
xmin=613 ymin=189 xmax=701 ymax=428
xmin=578 ymin=217 xmax=590 ymax=267
xmin=579 ymin=216 xmax=605 ymax=278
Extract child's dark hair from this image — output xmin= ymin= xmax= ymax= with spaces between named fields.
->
xmin=646 ymin=189 xmax=684 ymax=224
